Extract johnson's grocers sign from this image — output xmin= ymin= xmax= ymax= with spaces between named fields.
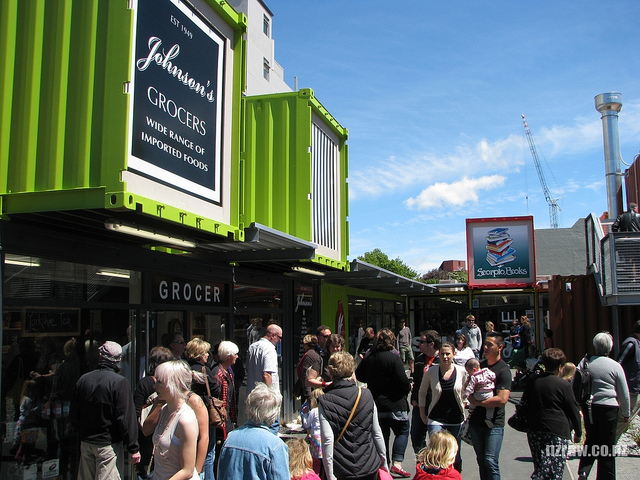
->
xmin=466 ymin=216 xmax=536 ymax=288
xmin=128 ymin=0 xmax=224 ymax=203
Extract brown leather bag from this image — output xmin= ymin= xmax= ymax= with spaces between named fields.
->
xmin=202 ymin=367 xmax=227 ymax=428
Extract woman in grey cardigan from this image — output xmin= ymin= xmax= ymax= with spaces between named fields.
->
xmin=578 ymin=332 xmax=631 ymax=480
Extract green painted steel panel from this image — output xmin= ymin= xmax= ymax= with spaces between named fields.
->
xmin=243 ymin=89 xmax=349 ymax=268
xmin=0 ymin=0 xmax=246 ymax=241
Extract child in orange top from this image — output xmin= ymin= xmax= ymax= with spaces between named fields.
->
xmin=413 ymin=431 xmax=461 ymax=480
xmin=287 ymin=438 xmax=321 ymax=480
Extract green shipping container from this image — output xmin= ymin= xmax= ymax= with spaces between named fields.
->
xmin=243 ymin=89 xmax=350 ymax=269
xmin=0 ymin=0 xmax=247 ymax=241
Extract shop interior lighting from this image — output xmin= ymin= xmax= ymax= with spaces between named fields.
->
xmin=104 ymin=220 xmax=197 ymax=249
xmin=97 ymin=268 xmax=131 ymax=279
xmin=4 ymin=254 xmax=41 ymax=267
xmin=290 ymin=266 xmax=325 ymax=277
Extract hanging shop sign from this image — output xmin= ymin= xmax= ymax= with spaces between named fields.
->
xmin=129 ymin=0 xmax=224 ymax=203
xmin=152 ymin=275 xmax=229 ymax=306
xmin=466 ymin=216 xmax=536 ymax=288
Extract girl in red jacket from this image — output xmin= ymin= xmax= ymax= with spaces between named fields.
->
xmin=413 ymin=431 xmax=461 ymax=480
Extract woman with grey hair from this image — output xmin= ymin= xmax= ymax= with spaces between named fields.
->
xmin=577 ymin=332 xmax=631 ymax=480
xmin=150 ymin=360 xmax=200 ymax=480
xmin=218 ymin=383 xmax=290 ymax=480
xmin=212 ymin=341 xmax=240 ymax=470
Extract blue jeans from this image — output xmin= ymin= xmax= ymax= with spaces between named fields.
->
xmin=201 ymin=426 xmax=216 ymax=480
xmin=468 ymin=422 xmax=504 ymax=480
xmin=378 ymin=417 xmax=410 ymax=463
xmin=410 ymin=406 xmax=428 ymax=453
xmin=427 ymin=423 xmax=462 ymax=472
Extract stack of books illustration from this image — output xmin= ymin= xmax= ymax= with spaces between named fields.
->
xmin=485 ymin=228 xmax=516 ymax=266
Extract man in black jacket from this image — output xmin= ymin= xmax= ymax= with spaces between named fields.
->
xmin=410 ymin=330 xmax=440 ymax=452
xmin=71 ymin=341 xmax=140 ymax=479
xmin=612 ymin=202 xmax=640 ymax=232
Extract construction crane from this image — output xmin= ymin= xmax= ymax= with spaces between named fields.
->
xmin=521 ymin=114 xmax=560 ymax=228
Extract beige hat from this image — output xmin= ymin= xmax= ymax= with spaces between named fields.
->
xmin=99 ymin=341 xmax=122 ymax=363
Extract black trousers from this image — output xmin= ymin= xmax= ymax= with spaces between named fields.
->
xmin=578 ymin=404 xmax=618 ymax=480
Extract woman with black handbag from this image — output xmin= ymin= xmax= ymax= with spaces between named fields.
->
xmin=524 ymin=348 xmax=581 ymax=480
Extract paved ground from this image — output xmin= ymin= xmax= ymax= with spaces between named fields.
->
xmin=394 ymin=383 xmax=640 ymax=480
xmin=258 ymin=369 xmax=640 ymax=480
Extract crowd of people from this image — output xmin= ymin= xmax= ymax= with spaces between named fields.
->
xmin=4 ymin=314 xmax=640 ymax=480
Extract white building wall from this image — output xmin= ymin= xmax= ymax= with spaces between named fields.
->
xmin=535 ymin=219 xmax=587 ymax=277
xmin=228 ymin=0 xmax=292 ymax=95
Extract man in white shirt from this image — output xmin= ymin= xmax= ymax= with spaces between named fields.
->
xmin=246 ymin=323 xmax=282 ymax=395
xmin=461 ymin=315 xmax=483 ymax=359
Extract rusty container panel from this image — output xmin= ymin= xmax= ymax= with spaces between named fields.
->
xmin=624 ymin=156 xmax=640 ymax=206
xmin=548 ymin=274 xmax=640 ymax=362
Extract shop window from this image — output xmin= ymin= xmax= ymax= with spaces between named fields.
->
xmin=3 ymin=255 xmax=137 ymax=304
xmin=410 ymin=294 xmax=469 ymax=341
xmin=234 ymin=284 xmax=283 ymax=363
xmin=191 ymin=311 xmax=227 ymax=348
xmin=346 ymin=297 xmax=407 ymax=353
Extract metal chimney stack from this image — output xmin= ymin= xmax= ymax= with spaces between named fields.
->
xmin=595 ymin=92 xmax=623 ymax=219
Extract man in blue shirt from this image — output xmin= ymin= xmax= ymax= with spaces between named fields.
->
xmin=218 ymin=383 xmax=289 ymax=480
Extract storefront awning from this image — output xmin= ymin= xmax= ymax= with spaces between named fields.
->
xmin=198 ymin=223 xmax=317 ymax=262
xmin=322 ymin=259 xmax=438 ymax=295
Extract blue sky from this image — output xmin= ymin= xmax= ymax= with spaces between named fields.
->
xmin=265 ymin=0 xmax=640 ymax=274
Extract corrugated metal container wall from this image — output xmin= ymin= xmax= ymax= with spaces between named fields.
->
xmin=242 ymin=89 xmax=349 ymax=269
xmin=0 ymin=0 xmax=131 ymax=197
xmin=624 ymin=157 xmax=640 ymax=206
xmin=0 ymin=0 xmax=246 ymax=239
xmin=548 ymin=274 xmax=640 ymax=362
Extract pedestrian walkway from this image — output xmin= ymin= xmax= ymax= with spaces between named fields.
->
xmin=398 ymin=388 xmax=640 ymax=480
xmin=245 ymin=373 xmax=640 ymax=480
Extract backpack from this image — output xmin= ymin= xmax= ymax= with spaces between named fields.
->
xmin=572 ymin=354 xmax=593 ymax=406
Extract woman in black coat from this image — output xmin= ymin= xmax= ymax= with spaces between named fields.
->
xmin=355 ymin=328 xmax=412 ymax=477
xmin=524 ymin=348 xmax=582 ymax=480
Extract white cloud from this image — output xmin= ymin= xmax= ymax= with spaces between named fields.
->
xmin=348 ymin=104 xmax=640 ymax=203
xmin=404 ymin=175 xmax=507 ymax=210
xmin=348 ymin=135 xmax=523 ymax=200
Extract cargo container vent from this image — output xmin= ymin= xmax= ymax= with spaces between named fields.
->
xmin=311 ymin=123 xmax=340 ymax=253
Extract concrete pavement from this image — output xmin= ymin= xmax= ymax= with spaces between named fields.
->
xmin=397 ymin=387 xmax=640 ymax=480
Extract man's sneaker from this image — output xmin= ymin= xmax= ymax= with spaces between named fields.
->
xmin=389 ymin=465 xmax=411 ymax=477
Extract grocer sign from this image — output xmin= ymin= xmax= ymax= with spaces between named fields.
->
xmin=129 ymin=0 xmax=224 ymax=203
xmin=466 ymin=216 xmax=536 ymax=288
xmin=152 ymin=275 xmax=229 ymax=306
